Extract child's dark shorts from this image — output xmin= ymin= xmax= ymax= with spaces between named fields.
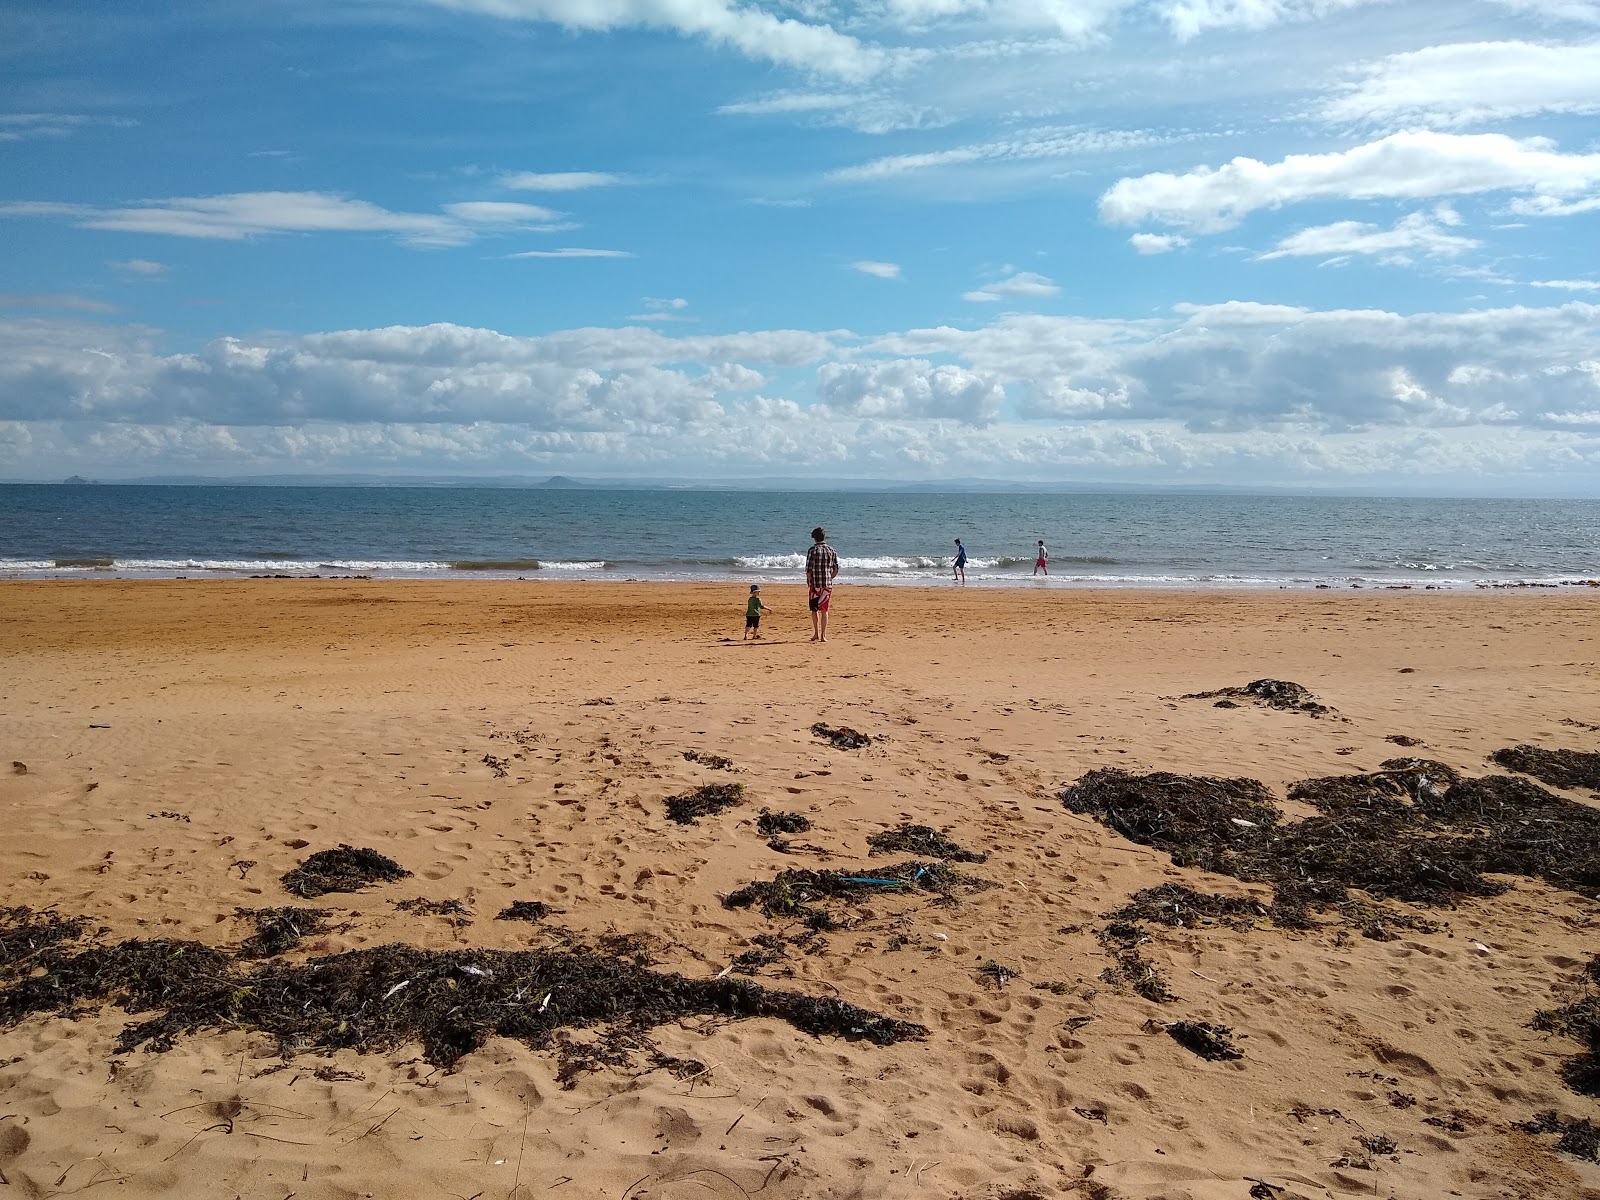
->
xmin=745 ymin=614 xmax=760 ymax=629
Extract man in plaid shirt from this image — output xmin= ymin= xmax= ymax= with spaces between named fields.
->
xmin=805 ymin=526 xmax=839 ymax=643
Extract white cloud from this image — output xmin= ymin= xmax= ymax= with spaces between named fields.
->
xmin=817 ymin=359 xmax=1006 ymax=423
xmin=1258 ymin=207 xmax=1481 ymax=261
xmin=498 ymin=171 xmax=623 ymax=191
xmin=1158 ymin=0 xmax=1384 ymax=39
xmin=964 ymin=271 xmax=1060 ymax=301
xmin=829 ymin=127 xmax=1167 ymax=183
xmin=0 ymin=294 xmax=121 ymax=314
xmin=0 ymin=192 xmax=560 ymax=247
xmin=108 ymin=259 xmax=169 ymax=277
xmin=1130 ymin=232 xmax=1188 ymax=254
xmin=443 ymin=200 xmax=564 ymax=223
xmin=1324 ymin=39 xmax=1600 ymax=128
xmin=420 ymin=0 xmax=884 ymax=79
xmin=505 ymin=248 xmax=633 ymax=258
xmin=0 ymin=113 xmax=89 ymax=142
xmin=851 ymin=260 xmax=902 ymax=278
xmin=1101 ymin=131 xmax=1600 ymax=233
xmin=627 ymin=297 xmax=693 ymax=321
xmin=1529 ymin=278 xmax=1600 ymax=290
xmin=717 ymin=91 xmax=940 ymax=134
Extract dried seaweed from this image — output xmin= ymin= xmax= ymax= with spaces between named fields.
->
xmin=1108 ymin=884 xmax=1262 ymax=930
xmin=1531 ymin=956 xmax=1600 ymax=1094
xmin=0 ymin=906 xmax=91 ymax=973
xmin=977 ymin=960 xmax=1020 ymax=989
xmin=235 ymin=907 xmax=333 ymax=959
xmin=665 ymin=782 xmax=745 ymax=825
xmin=756 ymin=809 xmax=813 ymax=836
xmin=724 ymin=861 xmax=991 ymax=930
xmin=1518 ymin=1111 xmax=1600 ymax=1161
xmin=496 ymin=901 xmax=552 ymax=922
xmin=867 ymin=823 xmax=987 ymax=863
xmin=683 ymin=750 xmax=734 ymax=770
xmin=0 ymin=910 xmax=925 ymax=1070
xmin=281 ymin=845 xmax=412 ymax=898
xmin=1490 ymin=745 xmax=1600 ymax=792
xmin=811 ymin=723 xmax=871 ymax=750
xmin=1062 ymin=761 xmax=1600 ymax=913
xmin=394 ymin=897 xmax=472 ymax=919
xmin=1165 ymin=1019 xmax=1242 ymax=1060
xmin=1098 ymin=923 xmax=1175 ymax=1003
xmin=1182 ymin=678 xmax=1335 ymax=717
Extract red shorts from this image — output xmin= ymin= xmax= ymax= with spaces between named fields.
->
xmin=1035 ymin=558 xmax=1047 ymax=569
xmin=808 ymin=587 xmax=832 ymax=613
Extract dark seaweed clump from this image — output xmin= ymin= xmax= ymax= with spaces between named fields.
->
xmin=757 ymin=808 xmax=813 ymax=836
xmin=1109 ymin=884 xmax=1262 ymax=930
xmin=1098 ymin=922 xmax=1175 ymax=1002
xmin=235 ymin=907 xmax=333 ymax=959
xmin=665 ymin=782 xmax=745 ymax=825
xmin=1491 ymin=745 xmax=1600 ymax=793
xmin=1182 ymin=678 xmax=1335 ymax=717
xmin=812 ymin=723 xmax=871 ymax=750
xmin=1518 ymin=1111 xmax=1600 ymax=1161
xmin=496 ymin=901 xmax=552 ymax=922
xmin=868 ymin=823 xmax=987 ymax=863
xmin=725 ymin=861 xmax=991 ymax=930
xmin=0 ymin=906 xmax=91 ymax=972
xmin=683 ymin=750 xmax=734 ymax=770
xmin=1531 ymin=955 xmax=1600 ymax=1094
xmin=281 ymin=845 xmax=412 ymax=898
xmin=1166 ymin=1019 xmax=1242 ymax=1060
xmin=0 ymin=908 xmax=924 ymax=1073
xmin=1061 ymin=759 xmax=1600 ymax=912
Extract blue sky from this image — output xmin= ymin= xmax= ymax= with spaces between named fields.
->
xmin=2 ymin=0 xmax=1599 ymax=490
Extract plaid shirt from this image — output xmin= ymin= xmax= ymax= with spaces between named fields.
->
xmin=805 ymin=541 xmax=838 ymax=590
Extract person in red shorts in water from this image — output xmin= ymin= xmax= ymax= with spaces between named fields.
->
xmin=1034 ymin=539 xmax=1049 ymax=576
xmin=805 ymin=525 xmax=839 ymax=643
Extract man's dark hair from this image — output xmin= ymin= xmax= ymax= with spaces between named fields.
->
xmin=811 ymin=527 xmax=826 ymax=542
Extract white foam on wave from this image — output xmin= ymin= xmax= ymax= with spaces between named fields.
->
xmin=540 ymin=560 xmax=609 ymax=571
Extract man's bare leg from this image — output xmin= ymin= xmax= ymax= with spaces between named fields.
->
xmin=818 ymin=609 xmax=828 ymax=642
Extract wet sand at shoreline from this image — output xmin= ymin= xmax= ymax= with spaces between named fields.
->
xmin=3 ymin=580 xmax=1600 ymax=1199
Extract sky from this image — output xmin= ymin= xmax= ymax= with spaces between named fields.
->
xmin=2 ymin=0 xmax=1599 ymax=491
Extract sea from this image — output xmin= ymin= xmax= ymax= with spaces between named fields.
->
xmin=2 ymin=484 xmax=1598 ymax=591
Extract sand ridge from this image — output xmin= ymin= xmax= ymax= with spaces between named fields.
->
xmin=3 ymin=580 xmax=1600 ymax=1199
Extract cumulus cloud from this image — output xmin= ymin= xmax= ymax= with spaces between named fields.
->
xmin=419 ymin=0 xmax=884 ymax=79
xmin=1130 ymin=232 xmax=1188 ymax=254
xmin=499 ymin=171 xmax=623 ymax=191
xmin=0 ymin=191 xmax=562 ymax=247
xmin=1324 ymin=39 xmax=1600 ymax=128
xmin=964 ymin=271 xmax=1060 ymax=301
xmin=1101 ymin=131 xmax=1600 ymax=233
xmin=851 ymin=260 xmax=902 ymax=278
xmin=1258 ymin=207 xmax=1481 ymax=261
xmin=817 ymin=359 xmax=1006 ymax=422
xmin=4 ymin=305 xmax=1600 ymax=485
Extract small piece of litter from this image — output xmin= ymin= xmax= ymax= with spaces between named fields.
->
xmin=1473 ymin=942 xmax=1491 ymax=955
xmin=383 ymin=980 xmax=411 ymax=1000
xmin=1230 ymin=818 xmax=1258 ymax=828
xmin=933 ymin=933 xmax=948 ymax=941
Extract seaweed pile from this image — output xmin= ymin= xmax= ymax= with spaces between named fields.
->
xmin=1164 ymin=1019 xmax=1243 ymax=1061
xmin=1531 ymin=955 xmax=1600 ymax=1094
xmin=868 ymin=823 xmax=988 ymax=863
xmin=1491 ymin=745 xmax=1600 ymax=793
xmin=1182 ymin=679 xmax=1335 ymax=717
xmin=1109 ymin=884 xmax=1261 ymax=930
xmin=725 ymin=861 xmax=992 ymax=930
xmin=1098 ymin=921 xmax=1175 ymax=1002
xmin=281 ymin=846 xmax=412 ymax=899
xmin=757 ymin=809 xmax=812 ymax=836
xmin=665 ymin=782 xmax=745 ymax=825
xmin=235 ymin=907 xmax=333 ymax=959
xmin=1517 ymin=1111 xmax=1600 ymax=1162
xmin=1061 ymin=759 xmax=1600 ymax=914
xmin=812 ymin=723 xmax=872 ymax=750
xmin=496 ymin=901 xmax=552 ymax=922
xmin=0 ymin=908 xmax=924 ymax=1074
xmin=683 ymin=750 xmax=734 ymax=770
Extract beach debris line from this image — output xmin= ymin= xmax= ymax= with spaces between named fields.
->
xmin=1182 ymin=678 xmax=1336 ymax=717
xmin=1490 ymin=744 xmax=1600 ymax=792
xmin=683 ymin=750 xmax=734 ymax=770
xmin=665 ymin=782 xmax=745 ymax=825
xmin=280 ymin=845 xmax=412 ymax=898
xmin=1061 ymin=758 xmax=1600 ymax=913
xmin=234 ymin=907 xmax=334 ymax=959
xmin=756 ymin=808 xmax=812 ymax=836
xmin=496 ymin=901 xmax=552 ymax=922
xmin=811 ymin=722 xmax=872 ymax=750
xmin=724 ymin=861 xmax=993 ymax=930
xmin=0 ymin=908 xmax=925 ymax=1074
xmin=867 ymin=823 xmax=988 ymax=863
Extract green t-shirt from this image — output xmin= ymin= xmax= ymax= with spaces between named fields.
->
xmin=746 ymin=594 xmax=764 ymax=618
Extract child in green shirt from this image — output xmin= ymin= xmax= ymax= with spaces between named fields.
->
xmin=743 ymin=584 xmax=770 ymax=640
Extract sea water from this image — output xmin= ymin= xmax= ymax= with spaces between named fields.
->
xmin=1 ymin=484 xmax=1597 ymax=590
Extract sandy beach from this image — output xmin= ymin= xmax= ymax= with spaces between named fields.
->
xmin=3 ymin=579 xmax=1600 ymax=1200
